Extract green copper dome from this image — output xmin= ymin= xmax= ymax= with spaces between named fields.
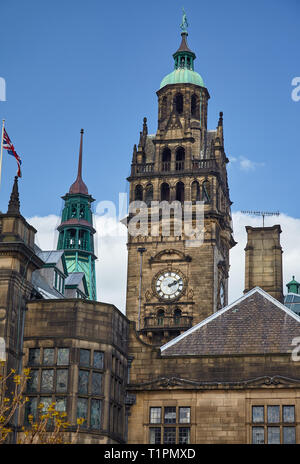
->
xmin=160 ymin=68 xmax=204 ymax=89
xmin=159 ymin=17 xmax=205 ymax=90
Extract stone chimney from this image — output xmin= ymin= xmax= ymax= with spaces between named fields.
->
xmin=244 ymin=225 xmax=283 ymax=302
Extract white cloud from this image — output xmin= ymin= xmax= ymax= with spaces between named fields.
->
xmin=229 ymin=156 xmax=265 ymax=171
xmin=27 ymin=211 xmax=300 ymax=317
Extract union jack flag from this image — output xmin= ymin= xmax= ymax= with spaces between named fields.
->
xmin=2 ymin=128 xmax=22 ymax=177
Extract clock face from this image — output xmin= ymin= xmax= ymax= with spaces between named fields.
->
xmin=155 ymin=271 xmax=184 ymax=300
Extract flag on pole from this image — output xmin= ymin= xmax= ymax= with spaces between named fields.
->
xmin=2 ymin=128 xmax=22 ymax=177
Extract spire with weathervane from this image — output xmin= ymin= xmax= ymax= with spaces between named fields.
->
xmin=56 ymin=129 xmax=97 ymax=300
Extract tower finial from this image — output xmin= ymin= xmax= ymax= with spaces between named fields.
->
xmin=180 ymin=7 xmax=188 ymax=33
xmin=69 ymin=129 xmax=88 ymax=195
xmin=7 ymin=176 xmax=20 ymax=215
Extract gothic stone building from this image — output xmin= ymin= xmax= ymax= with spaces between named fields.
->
xmin=0 ymin=24 xmax=300 ymax=445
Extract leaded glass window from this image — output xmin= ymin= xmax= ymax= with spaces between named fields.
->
xmin=78 ymin=370 xmax=89 ymax=394
xmin=252 ymin=427 xmax=264 ymax=444
xmin=163 ymin=427 xmax=176 ymax=444
xmin=283 ymin=427 xmax=296 ymax=444
xmin=40 ymin=396 xmax=52 ymax=413
xmin=267 ymin=427 xmax=280 ymax=444
xmin=179 ymin=427 xmax=190 ymax=444
xmin=43 ymin=348 xmax=54 ymax=365
xmin=164 ymin=407 xmax=176 ymax=424
xmin=283 ymin=406 xmax=295 ymax=423
xmin=79 ymin=349 xmax=90 ymax=367
xmin=149 ymin=427 xmax=161 ymax=444
xmin=56 ymin=369 xmax=68 ymax=393
xmin=77 ymin=398 xmax=88 ymax=428
xmin=90 ymin=399 xmax=102 ymax=429
xmin=25 ymin=397 xmax=37 ymax=425
xmin=55 ymin=397 xmax=66 ymax=413
xmin=91 ymin=372 xmax=102 ymax=395
xmin=28 ymin=348 xmax=40 ymax=366
xmin=93 ymin=351 xmax=104 ymax=369
xmin=252 ymin=406 xmax=264 ymax=423
xmin=150 ymin=407 xmax=161 ymax=424
xmin=267 ymin=406 xmax=280 ymax=423
xmin=179 ymin=407 xmax=190 ymax=424
xmin=57 ymin=348 xmax=69 ymax=366
xmin=27 ymin=369 xmax=39 ymax=393
xmin=40 ymin=370 xmax=54 ymax=392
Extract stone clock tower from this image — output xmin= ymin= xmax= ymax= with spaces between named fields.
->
xmin=126 ymin=26 xmax=235 ymax=344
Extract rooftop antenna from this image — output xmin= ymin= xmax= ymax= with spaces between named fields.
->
xmin=241 ymin=210 xmax=280 ymax=228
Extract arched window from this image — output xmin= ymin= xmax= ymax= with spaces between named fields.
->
xmin=173 ymin=308 xmax=182 ymax=325
xmin=176 ymin=181 xmax=185 ymax=202
xmin=174 ymin=93 xmax=183 ymax=114
xmin=191 ymin=94 xmax=198 ymax=118
xmin=157 ymin=309 xmax=165 ymax=326
xmin=191 ymin=180 xmax=200 ymax=202
xmin=65 ymin=229 xmax=76 ymax=249
xmin=202 ymin=180 xmax=210 ymax=203
xmin=134 ymin=184 xmax=143 ymax=201
xmin=144 ymin=184 xmax=153 ymax=207
xmin=162 ymin=147 xmax=171 ymax=172
xmin=161 ymin=183 xmax=170 ymax=202
xmin=78 ymin=230 xmax=88 ymax=250
xmin=175 ymin=147 xmax=185 ymax=171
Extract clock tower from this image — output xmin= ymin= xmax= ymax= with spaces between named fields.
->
xmin=126 ymin=24 xmax=235 ymax=344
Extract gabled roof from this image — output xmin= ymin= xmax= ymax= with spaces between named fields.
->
xmin=37 ymin=250 xmax=68 ymax=275
xmin=161 ymin=287 xmax=300 ymax=357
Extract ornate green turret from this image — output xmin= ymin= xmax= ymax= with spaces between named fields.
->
xmin=160 ymin=10 xmax=204 ymax=89
xmin=57 ymin=129 xmax=97 ymax=300
xmin=286 ymin=276 xmax=300 ymax=295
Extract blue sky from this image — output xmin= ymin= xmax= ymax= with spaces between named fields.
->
xmin=0 ymin=0 xmax=299 ymax=219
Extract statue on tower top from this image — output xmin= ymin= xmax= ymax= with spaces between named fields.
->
xmin=180 ymin=7 xmax=188 ymax=33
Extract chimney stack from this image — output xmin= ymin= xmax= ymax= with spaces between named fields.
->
xmin=244 ymin=225 xmax=283 ymax=302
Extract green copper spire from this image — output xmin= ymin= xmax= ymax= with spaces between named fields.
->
xmin=160 ymin=12 xmax=205 ymax=89
xmin=57 ymin=130 xmax=97 ymax=300
xmin=286 ymin=276 xmax=300 ymax=295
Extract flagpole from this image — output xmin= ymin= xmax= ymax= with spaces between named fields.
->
xmin=0 ymin=119 xmax=5 ymax=190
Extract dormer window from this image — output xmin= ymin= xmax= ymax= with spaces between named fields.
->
xmin=53 ymin=269 xmax=65 ymax=295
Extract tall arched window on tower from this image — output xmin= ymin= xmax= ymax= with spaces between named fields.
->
xmin=176 ymin=182 xmax=185 ymax=203
xmin=176 ymin=147 xmax=185 ymax=171
xmin=157 ymin=309 xmax=165 ymax=326
xmin=78 ymin=230 xmax=88 ymax=250
xmin=173 ymin=308 xmax=182 ymax=325
xmin=65 ymin=229 xmax=76 ymax=249
xmin=191 ymin=180 xmax=200 ymax=202
xmin=174 ymin=93 xmax=183 ymax=114
xmin=202 ymin=180 xmax=211 ymax=203
xmin=144 ymin=184 xmax=153 ymax=207
xmin=161 ymin=183 xmax=170 ymax=202
xmin=162 ymin=147 xmax=171 ymax=172
xmin=191 ymin=94 xmax=198 ymax=118
xmin=134 ymin=184 xmax=143 ymax=202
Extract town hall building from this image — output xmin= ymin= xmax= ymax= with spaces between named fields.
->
xmin=0 ymin=17 xmax=300 ymax=445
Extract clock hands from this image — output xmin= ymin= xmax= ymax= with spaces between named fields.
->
xmin=168 ymin=279 xmax=179 ymax=288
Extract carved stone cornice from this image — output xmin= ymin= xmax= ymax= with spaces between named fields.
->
xmin=128 ymin=375 xmax=300 ymax=391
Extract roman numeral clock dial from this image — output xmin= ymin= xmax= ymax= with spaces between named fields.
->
xmin=155 ymin=271 xmax=184 ymax=300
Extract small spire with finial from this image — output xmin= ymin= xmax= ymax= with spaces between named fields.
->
xmin=218 ymin=111 xmax=223 ymax=126
xmin=7 ymin=176 xmax=20 ymax=215
xmin=69 ymin=129 xmax=88 ymax=195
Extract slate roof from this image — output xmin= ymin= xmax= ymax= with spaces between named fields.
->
xmin=31 ymin=271 xmax=61 ymax=299
xmin=65 ymin=272 xmax=85 ymax=286
xmin=161 ymin=287 xmax=300 ymax=357
xmin=37 ymin=250 xmax=65 ymax=265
